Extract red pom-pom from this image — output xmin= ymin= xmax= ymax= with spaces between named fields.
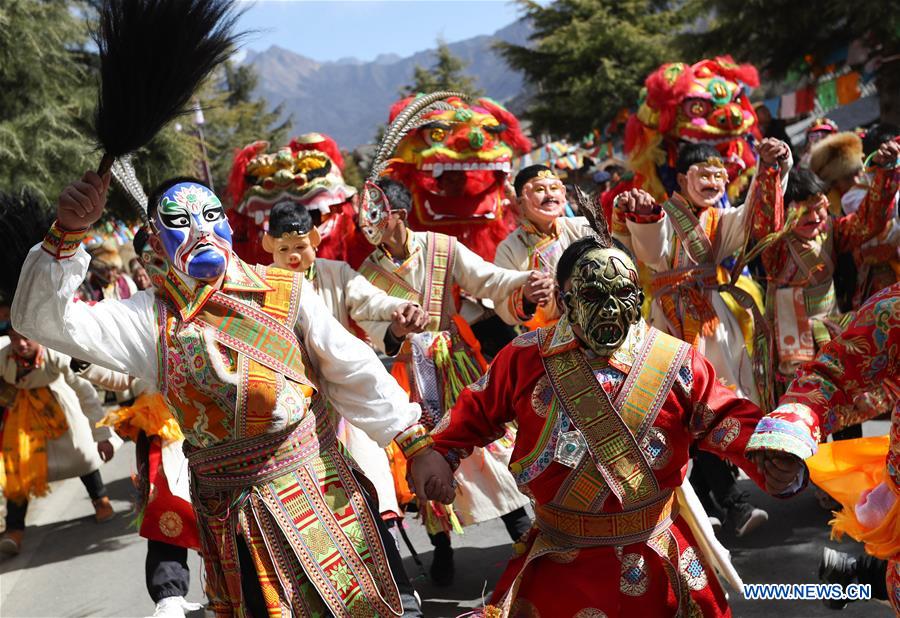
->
xmin=695 ymin=56 xmax=760 ymax=88
xmin=644 ymin=63 xmax=694 ymax=134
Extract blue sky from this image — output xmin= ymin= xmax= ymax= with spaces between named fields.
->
xmin=236 ymin=0 xmax=524 ymax=62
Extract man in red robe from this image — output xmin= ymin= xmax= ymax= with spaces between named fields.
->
xmin=411 ymin=217 xmax=804 ymax=616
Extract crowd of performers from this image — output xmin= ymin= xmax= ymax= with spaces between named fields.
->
xmin=0 ymin=59 xmax=899 ymax=618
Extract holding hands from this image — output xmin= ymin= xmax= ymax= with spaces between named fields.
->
xmin=58 ymin=171 xmax=111 ymax=231
xmin=872 ymin=139 xmax=900 ymax=167
xmin=751 ymin=451 xmax=804 ymax=496
xmin=523 ymin=270 xmax=555 ymax=307
xmin=389 ymin=303 xmax=428 ymax=338
xmin=409 ymin=447 xmax=456 ymax=505
xmin=97 ymin=439 xmax=115 ymax=463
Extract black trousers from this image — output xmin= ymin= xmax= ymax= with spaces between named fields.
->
xmin=146 ymin=540 xmax=191 ymax=603
xmin=237 ymin=478 xmax=422 ymax=618
xmin=857 ymin=554 xmax=889 ymax=601
xmin=429 ymin=506 xmax=532 ymax=548
xmin=689 ymin=451 xmax=743 ymax=514
xmin=5 ymin=469 xmax=107 ymax=531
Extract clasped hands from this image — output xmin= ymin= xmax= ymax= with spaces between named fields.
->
xmin=388 ymin=303 xmax=428 ymax=338
xmin=408 ymin=447 xmax=456 ymax=505
xmin=524 ymin=270 xmax=555 ymax=307
xmin=750 ymin=451 xmax=804 ymax=496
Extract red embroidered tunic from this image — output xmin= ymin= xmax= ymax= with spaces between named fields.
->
xmin=432 ymin=321 xmax=771 ymax=616
xmin=747 ymin=282 xmax=900 ymax=483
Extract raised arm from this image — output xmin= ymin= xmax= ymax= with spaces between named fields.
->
xmin=12 ymin=235 xmax=159 ymax=381
xmin=618 ymin=189 xmax=673 ymax=271
xmin=10 ymin=172 xmax=159 ymax=381
xmin=834 ymin=141 xmax=900 ymax=253
xmin=453 ymin=240 xmax=540 ymax=326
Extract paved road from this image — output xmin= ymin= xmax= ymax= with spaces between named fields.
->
xmin=0 ymin=423 xmax=893 ymax=617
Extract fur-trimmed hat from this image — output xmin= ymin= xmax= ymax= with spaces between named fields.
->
xmin=809 ymin=131 xmax=863 ymax=185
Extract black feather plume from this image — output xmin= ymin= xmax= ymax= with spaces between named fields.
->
xmin=94 ymin=0 xmax=247 ymax=172
xmin=572 ymin=186 xmax=613 ymax=249
xmin=0 ymin=191 xmax=56 ymax=304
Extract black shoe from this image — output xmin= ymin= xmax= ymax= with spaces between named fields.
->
xmin=429 ymin=546 xmax=454 ymax=587
xmin=819 ymin=547 xmax=857 ymax=610
xmin=727 ymin=498 xmax=768 ymax=537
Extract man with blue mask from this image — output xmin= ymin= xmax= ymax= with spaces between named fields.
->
xmin=12 ymin=170 xmax=448 ymax=617
xmin=152 ymin=180 xmax=232 ymax=281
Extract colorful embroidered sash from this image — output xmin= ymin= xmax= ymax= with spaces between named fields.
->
xmin=529 ymin=233 xmax=565 ymax=274
xmin=187 ymin=415 xmax=403 ymax=618
xmin=535 ymin=489 xmax=677 ymax=547
xmin=654 ymin=195 xmax=726 ymax=346
xmin=540 ymin=327 xmax=689 ymax=507
xmin=495 ymin=497 xmax=687 ymax=616
xmin=194 ymin=289 xmax=314 ymax=391
xmin=360 ymin=232 xmax=456 ymax=331
xmin=664 ymin=193 xmax=717 ymax=265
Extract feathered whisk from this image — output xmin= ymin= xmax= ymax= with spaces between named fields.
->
xmin=94 ymin=0 xmax=247 ymax=174
xmin=0 ymin=191 xmax=56 ymax=304
xmin=110 ymin=157 xmax=149 ymax=219
xmin=571 ymin=186 xmax=614 ymax=249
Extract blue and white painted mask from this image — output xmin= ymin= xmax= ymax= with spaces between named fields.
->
xmin=153 ymin=182 xmax=232 ymax=280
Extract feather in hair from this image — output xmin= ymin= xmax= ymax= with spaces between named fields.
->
xmin=571 ymin=186 xmax=613 ymax=249
xmin=94 ymin=0 xmax=248 ymax=173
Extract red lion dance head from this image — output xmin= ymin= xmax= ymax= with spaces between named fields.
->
xmin=384 ymin=94 xmax=531 ymax=261
xmin=625 ymin=56 xmax=762 ymax=202
xmin=226 ymin=133 xmax=364 ymax=266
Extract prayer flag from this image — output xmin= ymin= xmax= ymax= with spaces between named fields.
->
xmin=836 ymin=72 xmax=861 ymax=105
xmin=780 ymin=92 xmax=797 ymax=119
xmin=796 ymin=87 xmax=816 ymax=114
xmin=816 ymin=80 xmax=839 ymax=113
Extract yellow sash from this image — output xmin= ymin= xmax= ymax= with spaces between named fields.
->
xmin=2 ymin=387 xmax=68 ymax=502
xmin=540 ymin=327 xmax=689 ymax=507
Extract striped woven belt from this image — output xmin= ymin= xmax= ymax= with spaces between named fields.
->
xmin=186 ymin=407 xmax=333 ymax=491
xmin=534 ymin=490 xmax=677 ymax=547
xmin=803 ymin=280 xmax=835 ymax=318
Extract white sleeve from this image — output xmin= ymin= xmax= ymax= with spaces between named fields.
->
xmin=454 ymin=241 xmax=530 ymax=302
xmin=296 ymin=278 xmax=421 ymax=447
xmin=51 ymin=350 xmax=113 ymax=442
xmin=343 ymin=262 xmax=405 ymax=350
xmin=11 ymin=244 xmax=159 ymax=382
xmin=454 ymin=241 xmax=530 ymax=325
xmin=626 ymin=215 xmax=675 ymax=272
xmin=77 ymin=363 xmax=134 ymax=392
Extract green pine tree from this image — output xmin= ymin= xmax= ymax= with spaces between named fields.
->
xmin=498 ymin=0 xmax=694 ymax=138
xmin=403 ymin=40 xmax=484 ymax=97
xmin=198 ymin=61 xmax=292 ymax=203
xmin=682 ymin=0 xmax=900 ymax=125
